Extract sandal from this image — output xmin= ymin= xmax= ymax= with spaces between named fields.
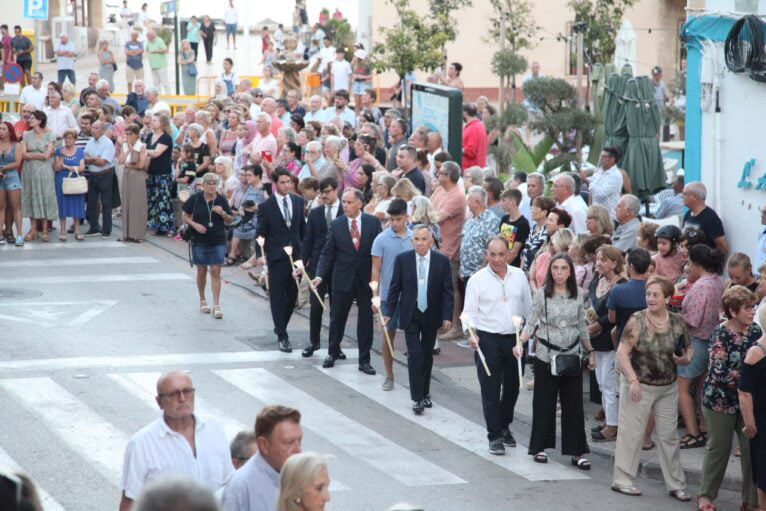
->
xmin=680 ymin=433 xmax=706 ymax=449
xmin=59 ymin=234 xmax=67 ymax=242
xmin=200 ymin=300 xmax=211 ymax=314
xmin=533 ymin=452 xmax=548 ymax=464
xmin=212 ymin=305 xmax=223 ymax=319
xmin=75 ymin=233 xmax=85 ymax=241
xmin=40 ymin=233 xmax=49 ymax=242
xmin=592 ymin=430 xmax=617 ymax=442
xmin=697 ymin=498 xmax=716 ymax=511
xmin=224 ymin=257 xmax=237 ymax=266
xmin=23 ymin=231 xmax=38 ymax=242
xmin=571 ymin=456 xmax=591 ymax=471
xmin=240 ymin=260 xmax=255 ymax=270
xmin=5 ymin=234 xmax=14 ymax=244
xmin=642 ymin=441 xmax=655 ymax=451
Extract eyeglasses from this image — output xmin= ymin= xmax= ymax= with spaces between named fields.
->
xmin=158 ymin=387 xmax=195 ymax=400
xmin=321 ymin=188 xmax=335 ymax=195
xmin=438 ymin=171 xmax=450 ymax=176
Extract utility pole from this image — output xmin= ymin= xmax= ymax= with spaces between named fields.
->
xmin=499 ymin=8 xmax=506 ymax=116
xmin=574 ymin=22 xmax=586 ymax=109
xmin=174 ymin=8 xmax=180 ymax=95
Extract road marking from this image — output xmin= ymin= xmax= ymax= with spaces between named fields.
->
xmin=0 ymin=377 xmax=127 ymax=486
xmin=0 ymin=256 xmax=158 ymax=268
xmin=0 ymin=300 xmax=117 ymax=327
xmin=0 ymin=350 xmax=359 ymax=372
xmin=0 ymin=241 xmax=128 ymax=251
xmin=214 ymin=368 xmax=466 ymax=487
xmin=0 ymin=445 xmax=65 ymax=511
xmin=319 ymin=365 xmax=590 ymax=482
xmin=107 ymin=371 xmax=350 ymax=491
xmin=0 ymin=273 xmax=191 ymax=285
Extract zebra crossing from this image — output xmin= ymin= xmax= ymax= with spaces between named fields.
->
xmin=0 ymin=351 xmax=589 ymax=510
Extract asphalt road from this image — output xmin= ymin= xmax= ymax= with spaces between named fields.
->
xmin=0 ymin=231 xmax=743 ymax=510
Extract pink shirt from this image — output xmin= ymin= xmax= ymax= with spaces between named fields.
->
xmin=431 ymin=185 xmax=466 ymax=260
xmin=248 ymin=132 xmax=278 ymax=165
xmin=682 ymin=273 xmax=724 ymax=339
xmin=653 ymin=252 xmax=686 ymax=282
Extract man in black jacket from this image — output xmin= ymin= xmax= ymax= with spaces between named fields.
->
xmin=312 ymin=188 xmax=382 ymax=374
xmin=255 ymin=167 xmax=306 ymax=352
xmin=300 ymin=177 xmax=342 ymax=357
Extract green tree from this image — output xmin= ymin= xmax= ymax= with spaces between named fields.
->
xmin=568 ymin=0 xmax=637 ymax=65
xmin=428 ymin=0 xmax=473 ymax=66
xmin=371 ymin=0 xmax=447 ymax=80
xmin=487 ymin=0 xmax=538 ymax=52
xmin=484 ymin=102 xmax=528 ymax=174
xmin=523 ymin=77 xmax=597 ymax=173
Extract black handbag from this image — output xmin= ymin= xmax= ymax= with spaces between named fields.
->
xmin=178 ymin=193 xmax=199 ymax=242
xmin=540 ymin=295 xmax=582 ymax=377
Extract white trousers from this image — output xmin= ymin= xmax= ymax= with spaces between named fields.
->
xmin=595 ymin=350 xmax=619 ymax=426
xmin=151 ymin=67 xmax=170 ymax=95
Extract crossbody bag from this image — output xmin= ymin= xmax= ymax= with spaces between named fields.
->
xmin=539 ymin=295 xmax=582 ymax=377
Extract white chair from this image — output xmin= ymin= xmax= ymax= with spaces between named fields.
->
xmin=642 ymin=215 xmax=680 ymax=228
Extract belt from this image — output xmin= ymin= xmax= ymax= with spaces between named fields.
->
xmin=477 ymin=329 xmax=516 ymax=338
xmin=89 ymin=167 xmax=115 ymax=175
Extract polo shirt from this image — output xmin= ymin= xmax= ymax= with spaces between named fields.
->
xmin=19 ymin=85 xmax=46 ymax=110
xmin=371 ymin=226 xmax=413 ymax=300
xmin=146 ymin=37 xmax=167 ymax=69
xmin=125 ymin=40 xmax=144 ymax=69
xmin=612 ymin=217 xmax=640 ymax=252
xmin=121 ymin=415 xmax=233 ymax=499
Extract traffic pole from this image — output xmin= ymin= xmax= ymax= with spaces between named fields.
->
xmin=174 ymin=9 xmax=180 ymax=95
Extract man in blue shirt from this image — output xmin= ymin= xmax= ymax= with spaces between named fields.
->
xmin=607 ymin=248 xmax=651 ymax=343
xmin=371 ymin=199 xmax=413 ymax=391
xmin=83 ymin=121 xmax=116 ymax=238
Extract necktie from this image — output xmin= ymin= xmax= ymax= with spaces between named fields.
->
xmin=282 ymin=197 xmax=291 ymax=227
xmin=325 ymin=205 xmax=333 ymax=228
xmin=350 ymin=219 xmax=360 ymax=250
xmin=417 ymin=256 xmax=427 ymax=312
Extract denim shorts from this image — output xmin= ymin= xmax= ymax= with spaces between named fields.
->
xmin=677 ymin=336 xmax=709 ymax=379
xmin=352 ymin=80 xmax=368 ymax=96
xmin=0 ymin=170 xmax=21 ymax=191
xmin=225 ymin=23 xmax=237 ymax=36
xmin=192 ymin=241 xmax=225 ymax=266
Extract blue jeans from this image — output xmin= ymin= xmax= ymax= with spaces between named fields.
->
xmin=87 ymin=170 xmax=114 ymax=235
xmin=57 ymin=69 xmax=76 ymax=86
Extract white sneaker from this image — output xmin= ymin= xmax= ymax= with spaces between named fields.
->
xmin=381 ymin=377 xmax=394 ymax=391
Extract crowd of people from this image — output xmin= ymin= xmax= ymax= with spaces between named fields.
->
xmin=2 ymin=4 xmax=766 ymax=511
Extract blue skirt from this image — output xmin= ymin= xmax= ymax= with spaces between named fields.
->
xmin=54 ymin=171 xmax=86 ymax=219
xmin=192 ymin=241 xmax=226 ymax=266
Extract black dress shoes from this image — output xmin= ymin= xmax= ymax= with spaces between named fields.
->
xmin=322 ymin=355 xmax=336 ymax=368
xmin=422 ymin=397 xmax=433 ymax=408
xmin=338 ymin=350 xmax=347 ymax=360
xmin=302 ymin=344 xmax=320 ymax=358
xmin=358 ymin=363 xmax=376 ymax=375
xmin=412 ymin=400 xmax=425 ymax=415
xmin=278 ymin=338 xmax=292 ymax=353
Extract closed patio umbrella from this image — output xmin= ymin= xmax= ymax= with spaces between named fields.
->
xmin=621 ymin=76 xmax=666 ymax=197
xmin=603 ymin=71 xmax=631 ymax=160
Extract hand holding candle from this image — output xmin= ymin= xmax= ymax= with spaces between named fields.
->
xmin=293 ymin=259 xmax=325 ymax=311
xmin=511 ymin=315 xmax=524 ymax=387
xmin=370 ymin=282 xmax=395 ymax=356
xmin=460 ymin=313 xmax=491 ymax=377
xmin=283 ymin=246 xmax=299 ymax=290
xmin=256 ymin=236 xmax=269 ymax=290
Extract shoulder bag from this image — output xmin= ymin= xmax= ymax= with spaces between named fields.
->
xmin=62 ymin=170 xmax=88 ymax=195
xmin=178 ymin=193 xmax=200 ymax=242
xmin=540 ymin=295 xmax=582 ymax=377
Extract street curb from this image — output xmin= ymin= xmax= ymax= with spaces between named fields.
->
xmin=140 ymin=228 xmax=739 ymax=491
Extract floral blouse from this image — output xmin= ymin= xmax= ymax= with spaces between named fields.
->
xmin=702 ymin=322 xmax=762 ymax=414
xmin=682 ymin=274 xmax=724 ymax=340
xmin=459 ymin=209 xmax=500 ymax=278
xmin=521 ymin=223 xmax=548 ymax=271
xmin=622 ymin=310 xmax=690 ymax=386
xmin=522 ymin=288 xmax=589 ymax=364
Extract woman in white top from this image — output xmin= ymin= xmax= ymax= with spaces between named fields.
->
xmin=213 ymin=155 xmax=239 ymax=201
xmin=258 ymin=66 xmax=279 ymax=98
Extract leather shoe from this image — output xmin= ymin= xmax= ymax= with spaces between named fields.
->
xmin=668 ymin=490 xmax=691 ymax=502
xmin=422 ymin=397 xmax=432 ymax=408
xmin=278 ymin=338 xmax=292 ymax=353
xmin=358 ymin=363 xmax=376 ymax=375
xmin=322 ymin=355 xmax=336 ymax=368
xmin=412 ymin=400 xmax=424 ymax=415
xmin=338 ymin=350 xmax=347 ymax=360
xmin=302 ymin=344 xmax=320 ymax=358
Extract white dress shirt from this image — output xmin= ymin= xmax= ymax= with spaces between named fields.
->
xmin=274 ymin=191 xmax=292 ymax=221
xmin=43 ymin=105 xmax=78 ymax=138
xmin=462 ymin=265 xmax=532 ymax=335
xmin=347 ymin=212 xmax=362 ymax=237
xmin=121 ymin=415 xmax=233 ymax=499
xmin=560 ymin=194 xmax=589 ymax=235
xmin=325 ymin=200 xmax=340 ymax=220
xmin=588 ymin=164 xmax=623 ymax=220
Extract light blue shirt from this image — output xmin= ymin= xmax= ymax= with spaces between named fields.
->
xmin=371 ymin=227 xmax=413 ymax=300
xmin=84 ymin=135 xmax=115 ymax=173
xmin=321 ymin=106 xmax=357 ymax=128
xmin=298 ymin=155 xmax=326 ymax=180
xmin=54 ymin=41 xmax=76 ymax=71
xmin=220 ymin=452 xmax=279 ymax=511
xmin=303 ymin=109 xmax=326 ymax=123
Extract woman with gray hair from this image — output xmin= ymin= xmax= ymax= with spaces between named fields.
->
xmin=178 ymin=39 xmax=197 ymax=95
xmin=97 ymin=39 xmax=116 ymax=91
xmin=277 ymin=452 xmax=331 ymax=511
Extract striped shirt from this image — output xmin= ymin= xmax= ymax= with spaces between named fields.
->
xmin=121 ymin=414 xmax=234 ymax=499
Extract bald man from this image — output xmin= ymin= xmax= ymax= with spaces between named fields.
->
xmin=119 ymin=371 xmax=233 ymax=511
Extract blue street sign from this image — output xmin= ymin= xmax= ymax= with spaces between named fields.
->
xmin=3 ymin=63 xmax=23 ymax=83
xmin=24 ymin=0 xmax=49 ymax=20
xmin=160 ymin=0 xmax=177 ymax=16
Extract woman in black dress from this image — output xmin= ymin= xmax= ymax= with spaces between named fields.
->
xmin=200 ymin=15 xmax=216 ymax=64
xmin=740 ymin=315 xmax=766 ymax=510
xmin=145 ymin=113 xmax=175 ymax=236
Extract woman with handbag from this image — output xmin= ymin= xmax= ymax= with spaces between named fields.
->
xmin=97 ymin=39 xmax=116 ymax=92
xmin=53 ymin=129 xmax=86 ymax=241
xmin=20 ymin=110 xmax=58 ymax=242
xmin=181 ymin=172 xmax=233 ymax=319
xmin=178 ymin=39 xmax=197 ymax=96
xmin=118 ymin=124 xmax=148 ymax=242
xmin=516 ymin=252 xmax=595 ymax=469
xmin=611 ymin=275 xmax=693 ymax=501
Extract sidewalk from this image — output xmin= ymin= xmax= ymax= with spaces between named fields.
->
xmin=133 ymin=221 xmax=744 ymax=491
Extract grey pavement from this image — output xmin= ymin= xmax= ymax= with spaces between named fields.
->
xmin=0 ymin=218 xmax=746 ymax=511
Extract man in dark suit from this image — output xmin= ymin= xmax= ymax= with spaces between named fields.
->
xmin=300 ymin=176 xmax=342 ymax=357
xmin=312 ymin=188 xmax=382 ymax=374
xmin=385 ymin=225 xmax=453 ymax=414
xmin=255 ymin=167 xmax=306 ymax=353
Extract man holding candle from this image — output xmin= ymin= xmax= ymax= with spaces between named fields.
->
xmin=255 ymin=167 xmax=306 ymax=353
xmin=385 ymin=224 xmax=453 ymax=414
xmin=312 ymin=188 xmax=382 ymax=374
xmin=463 ymin=237 xmax=532 ymax=455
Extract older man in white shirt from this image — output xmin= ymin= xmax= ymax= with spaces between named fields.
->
xmin=19 ymin=72 xmax=46 ymax=110
xmin=519 ymin=172 xmax=544 ymax=225
xmin=221 ymin=405 xmax=303 ymax=511
xmin=552 ymin=173 xmax=588 ymax=234
xmin=119 ymin=371 xmax=233 ymax=511
xmin=581 ymin=146 xmax=623 ymax=220
xmin=43 ymin=90 xmax=77 ymax=140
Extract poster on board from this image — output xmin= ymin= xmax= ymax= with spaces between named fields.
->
xmin=410 ymin=83 xmax=463 ymax=163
